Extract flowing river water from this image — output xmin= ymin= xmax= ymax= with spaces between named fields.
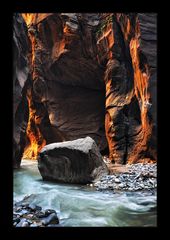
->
xmin=13 ymin=160 xmax=157 ymax=227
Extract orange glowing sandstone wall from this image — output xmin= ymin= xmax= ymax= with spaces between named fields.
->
xmin=99 ymin=14 xmax=155 ymax=163
xmin=22 ymin=14 xmax=46 ymax=159
xmin=21 ymin=13 xmax=155 ymax=162
xmin=128 ymin=20 xmax=152 ymax=163
xmin=22 ymin=93 xmax=46 ymax=159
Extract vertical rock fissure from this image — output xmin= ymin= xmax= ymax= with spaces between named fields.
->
xmin=22 ymin=14 xmax=47 ymax=160
xmin=13 ymin=13 xmax=156 ymax=167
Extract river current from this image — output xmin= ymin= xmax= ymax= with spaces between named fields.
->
xmin=13 ymin=160 xmax=157 ymax=227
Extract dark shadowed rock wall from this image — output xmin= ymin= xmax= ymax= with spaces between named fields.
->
xmin=13 ymin=13 xmax=157 ymax=167
xmin=13 ymin=13 xmax=30 ymax=167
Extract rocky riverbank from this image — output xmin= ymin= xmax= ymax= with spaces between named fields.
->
xmin=13 ymin=197 xmax=60 ymax=227
xmin=93 ymin=163 xmax=157 ymax=192
xmin=13 ymin=162 xmax=157 ymax=227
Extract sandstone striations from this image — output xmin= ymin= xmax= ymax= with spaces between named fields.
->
xmin=13 ymin=13 xmax=30 ymax=167
xmin=13 ymin=13 xmax=157 ymax=167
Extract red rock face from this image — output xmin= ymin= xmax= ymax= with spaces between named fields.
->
xmin=97 ymin=13 xmax=157 ymax=163
xmin=13 ymin=13 xmax=157 ymax=166
xmin=13 ymin=13 xmax=30 ymax=167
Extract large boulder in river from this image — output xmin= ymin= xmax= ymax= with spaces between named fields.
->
xmin=38 ymin=137 xmax=109 ymax=184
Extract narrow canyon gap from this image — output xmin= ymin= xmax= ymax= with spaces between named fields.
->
xmin=13 ymin=13 xmax=157 ymax=167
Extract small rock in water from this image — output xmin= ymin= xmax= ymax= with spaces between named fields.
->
xmin=47 ymin=224 xmax=61 ymax=227
xmin=30 ymin=223 xmax=38 ymax=227
xmin=20 ymin=209 xmax=29 ymax=216
xmin=114 ymin=178 xmax=120 ymax=183
xmin=21 ymin=221 xmax=30 ymax=227
xmin=26 ymin=214 xmax=34 ymax=218
xmin=21 ymin=203 xmax=29 ymax=208
xmin=13 ymin=217 xmax=20 ymax=224
xmin=118 ymin=183 xmax=124 ymax=188
xmin=41 ymin=213 xmax=59 ymax=226
xmin=26 ymin=219 xmax=33 ymax=224
xmin=36 ymin=211 xmax=46 ymax=218
xmin=16 ymin=218 xmax=28 ymax=227
xmin=13 ymin=199 xmax=59 ymax=227
xmin=13 ymin=222 xmax=18 ymax=227
xmin=28 ymin=203 xmax=37 ymax=211
xmin=45 ymin=209 xmax=56 ymax=216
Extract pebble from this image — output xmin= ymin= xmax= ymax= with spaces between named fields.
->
xmin=16 ymin=218 xmax=27 ymax=227
xmin=30 ymin=224 xmax=38 ymax=227
xmin=47 ymin=224 xmax=61 ymax=227
xmin=13 ymin=200 xmax=59 ymax=227
xmin=13 ymin=222 xmax=18 ymax=226
xmin=13 ymin=217 xmax=20 ymax=224
xmin=21 ymin=221 xmax=30 ymax=227
xmin=41 ymin=213 xmax=59 ymax=226
xmin=45 ymin=209 xmax=56 ymax=216
xmin=28 ymin=203 xmax=42 ymax=211
xmin=26 ymin=219 xmax=33 ymax=224
xmin=94 ymin=163 xmax=157 ymax=192
xmin=118 ymin=183 xmax=124 ymax=188
xmin=26 ymin=214 xmax=34 ymax=218
xmin=28 ymin=203 xmax=37 ymax=211
xmin=114 ymin=178 xmax=120 ymax=183
xmin=36 ymin=211 xmax=46 ymax=218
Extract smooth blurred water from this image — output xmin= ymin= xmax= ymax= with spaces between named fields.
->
xmin=13 ymin=160 xmax=157 ymax=227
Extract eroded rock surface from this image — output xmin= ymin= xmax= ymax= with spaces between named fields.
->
xmin=38 ymin=136 xmax=109 ymax=183
xmin=13 ymin=13 xmax=30 ymax=167
xmin=13 ymin=13 xmax=157 ymax=166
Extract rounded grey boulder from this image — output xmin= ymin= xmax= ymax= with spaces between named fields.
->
xmin=38 ymin=137 xmax=109 ymax=184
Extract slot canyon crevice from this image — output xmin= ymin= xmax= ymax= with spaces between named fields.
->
xmin=13 ymin=13 xmax=157 ymax=168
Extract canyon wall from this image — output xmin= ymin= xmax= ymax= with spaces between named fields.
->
xmin=13 ymin=13 xmax=157 ymax=167
xmin=13 ymin=13 xmax=30 ymax=167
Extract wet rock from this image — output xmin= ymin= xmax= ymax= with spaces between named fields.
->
xmin=41 ymin=213 xmax=59 ymax=226
xmin=28 ymin=203 xmax=42 ymax=211
xmin=94 ymin=163 xmax=157 ymax=192
xmin=38 ymin=136 xmax=109 ymax=184
xmin=36 ymin=206 xmax=42 ymax=211
xmin=20 ymin=209 xmax=29 ymax=215
xmin=26 ymin=219 xmax=33 ymax=224
xmin=35 ymin=211 xmax=46 ymax=218
xmin=47 ymin=224 xmax=62 ymax=227
xmin=26 ymin=214 xmax=34 ymax=218
xmin=13 ymin=222 xmax=18 ymax=227
xmin=16 ymin=218 xmax=28 ymax=227
xmin=30 ymin=223 xmax=38 ymax=227
xmin=13 ymin=217 xmax=20 ymax=224
xmin=114 ymin=178 xmax=120 ymax=183
xmin=21 ymin=203 xmax=29 ymax=208
xmin=45 ymin=209 xmax=56 ymax=216
xmin=28 ymin=203 xmax=37 ymax=211
xmin=118 ymin=183 xmax=124 ymax=188
xmin=21 ymin=221 xmax=30 ymax=227
xmin=13 ymin=200 xmax=59 ymax=227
